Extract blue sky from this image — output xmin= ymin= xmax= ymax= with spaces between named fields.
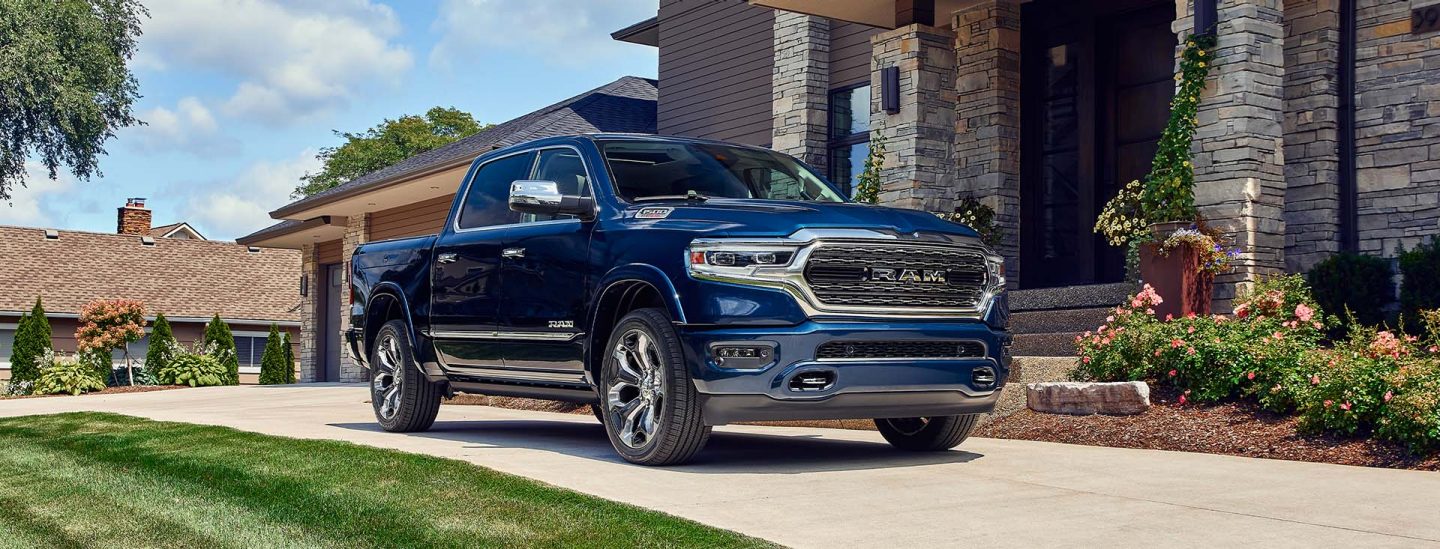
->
xmin=3 ymin=0 xmax=658 ymax=240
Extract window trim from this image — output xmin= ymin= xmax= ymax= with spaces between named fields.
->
xmin=450 ymin=144 xmax=597 ymax=234
xmin=826 ymin=83 xmax=872 ymax=194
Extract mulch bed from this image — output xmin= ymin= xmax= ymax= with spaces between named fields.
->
xmin=1 ymin=385 xmax=188 ymax=400
xmin=975 ymin=387 xmax=1440 ymax=471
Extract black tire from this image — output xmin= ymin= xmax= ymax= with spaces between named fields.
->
xmin=600 ymin=308 xmax=711 ymax=465
xmin=371 ymin=320 xmax=442 ymax=432
xmin=874 ymin=414 xmax=979 ymax=451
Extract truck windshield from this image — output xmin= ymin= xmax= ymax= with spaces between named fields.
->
xmin=600 ymin=141 xmax=847 ymax=203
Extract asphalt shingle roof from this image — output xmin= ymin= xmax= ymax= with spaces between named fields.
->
xmin=0 ymin=226 xmax=302 ymax=322
xmin=267 ymin=76 xmax=658 ymax=219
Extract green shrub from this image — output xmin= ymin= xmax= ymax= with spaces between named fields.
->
xmin=1073 ymin=284 xmax=1167 ymax=382
xmin=203 ymin=314 xmax=238 ymax=385
xmin=9 ymin=297 xmax=52 ymax=385
xmin=155 ymin=353 xmax=227 ymax=387
xmin=1306 ymin=253 xmax=1393 ymax=327
xmin=1296 ymin=348 xmax=1395 ymax=436
xmin=1376 ymin=359 xmax=1440 ymax=452
xmin=257 ymin=324 xmax=290 ymax=385
xmin=1399 ymin=237 xmax=1440 ymax=319
xmin=144 ymin=313 xmax=180 ymax=375
xmin=33 ymin=353 xmax=107 ymax=396
xmin=282 ymin=331 xmax=296 ymax=383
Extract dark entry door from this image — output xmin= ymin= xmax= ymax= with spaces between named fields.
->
xmin=1020 ymin=0 xmax=1175 ymax=288
xmin=321 ymin=263 xmax=342 ymax=381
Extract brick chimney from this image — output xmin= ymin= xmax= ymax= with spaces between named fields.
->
xmin=117 ymin=197 xmax=152 ymax=236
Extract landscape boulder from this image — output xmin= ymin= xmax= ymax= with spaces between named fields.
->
xmin=1026 ymin=381 xmax=1151 ymax=415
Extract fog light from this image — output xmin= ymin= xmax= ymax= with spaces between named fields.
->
xmin=715 ymin=346 xmax=766 ymax=359
xmin=710 ymin=342 xmax=776 ymax=369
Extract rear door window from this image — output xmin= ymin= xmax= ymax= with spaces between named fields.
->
xmin=456 ymin=152 xmax=535 ymax=230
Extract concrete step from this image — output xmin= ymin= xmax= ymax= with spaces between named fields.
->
xmin=986 ymin=356 xmax=1076 ymax=425
xmin=1011 ymin=332 xmax=1083 ymax=357
xmin=1010 ymin=282 xmax=1137 ymax=312
xmin=1009 ymin=306 xmax=1113 ymax=335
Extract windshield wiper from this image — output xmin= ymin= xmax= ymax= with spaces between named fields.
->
xmin=632 ymin=190 xmax=712 ymax=203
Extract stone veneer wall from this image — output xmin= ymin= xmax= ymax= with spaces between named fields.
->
xmin=298 ymin=243 xmax=319 ymax=382
xmin=868 ymin=24 xmax=958 ymax=212
xmin=339 ymin=214 xmax=369 ymax=382
xmin=1177 ymin=0 xmax=1287 ymax=308
xmin=771 ymin=12 xmax=830 ymax=168
xmin=1352 ymin=0 xmax=1440 ymax=255
xmin=1283 ymin=0 xmax=1343 ymax=273
xmin=952 ymin=0 xmax=1022 ymax=283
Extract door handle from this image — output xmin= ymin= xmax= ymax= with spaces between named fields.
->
xmin=502 ymin=248 xmax=526 ymax=259
xmin=437 ymin=253 xmax=458 ymax=264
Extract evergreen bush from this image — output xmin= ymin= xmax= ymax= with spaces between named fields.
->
xmin=258 ymin=325 xmax=289 ymax=385
xmin=203 ymin=314 xmax=238 ymax=385
xmin=1399 ymin=236 xmax=1440 ymax=320
xmin=143 ymin=313 xmax=180 ymax=380
xmin=9 ymin=297 xmax=51 ymax=385
xmin=282 ymin=331 xmax=297 ymax=383
xmin=1306 ymin=252 xmax=1392 ymax=328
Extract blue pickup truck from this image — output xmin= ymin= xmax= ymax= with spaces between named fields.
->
xmin=347 ymin=134 xmax=1010 ymax=465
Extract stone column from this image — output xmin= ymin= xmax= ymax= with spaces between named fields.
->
xmin=1283 ymin=0 xmax=1342 ymax=273
xmin=339 ymin=214 xmax=369 ymax=382
xmin=869 ymin=24 xmax=957 ymax=211
xmin=298 ymin=243 xmax=319 ymax=383
xmin=952 ymin=0 xmax=1021 ymax=281
xmin=772 ymin=12 xmax=829 ymax=168
xmin=1178 ymin=0 xmax=1286 ymax=307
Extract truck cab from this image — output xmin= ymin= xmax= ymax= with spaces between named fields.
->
xmin=348 ymin=134 xmax=1010 ymax=465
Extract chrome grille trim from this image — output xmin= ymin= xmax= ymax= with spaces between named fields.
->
xmin=802 ymin=243 xmax=988 ymax=309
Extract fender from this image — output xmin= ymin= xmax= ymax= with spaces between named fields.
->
xmin=363 ymin=281 xmax=429 ymax=373
xmin=590 ymin=263 xmax=689 ymax=327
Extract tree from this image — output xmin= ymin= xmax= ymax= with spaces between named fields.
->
xmin=852 ymin=130 xmax=886 ymax=204
xmin=0 ymin=0 xmax=146 ymax=201
xmin=257 ymin=325 xmax=289 ymax=385
xmin=203 ymin=314 xmax=238 ymax=385
xmin=143 ymin=312 xmax=179 ymax=378
xmin=76 ymin=298 xmax=146 ymax=385
xmin=281 ymin=331 xmax=297 ymax=383
xmin=9 ymin=297 xmax=51 ymax=385
xmin=293 ymin=107 xmax=489 ymax=198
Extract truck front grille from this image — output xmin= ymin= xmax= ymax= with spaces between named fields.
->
xmin=816 ymin=340 xmax=987 ymax=360
xmin=801 ymin=243 xmax=988 ymax=309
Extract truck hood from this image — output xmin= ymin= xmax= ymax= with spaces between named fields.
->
xmin=626 ymin=198 xmax=983 ymax=242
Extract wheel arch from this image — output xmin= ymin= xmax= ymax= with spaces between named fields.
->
xmin=363 ymin=283 xmax=418 ymax=361
xmin=585 ymin=266 xmax=687 ymax=386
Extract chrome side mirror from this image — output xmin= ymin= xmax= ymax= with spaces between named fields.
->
xmin=508 ymin=180 xmax=594 ymax=219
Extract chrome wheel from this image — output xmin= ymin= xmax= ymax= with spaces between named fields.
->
xmin=372 ymin=333 xmax=403 ymax=420
xmin=606 ymin=328 xmax=665 ymax=449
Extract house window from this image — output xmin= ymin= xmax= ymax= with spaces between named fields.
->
xmin=232 ymin=334 xmax=270 ymax=368
xmin=828 ymin=85 xmax=872 ymax=197
xmin=0 ymin=327 xmax=14 ymax=367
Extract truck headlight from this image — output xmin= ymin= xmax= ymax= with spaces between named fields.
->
xmin=687 ymin=239 xmax=801 ymax=282
xmin=985 ymin=254 xmax=1006 ymax=289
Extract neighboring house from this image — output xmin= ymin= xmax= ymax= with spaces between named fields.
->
xmin=614 ymin=0 xmax=1439 ymax=353
xmin=0 ymin=199 xmax=301 ymax=383
xmin=238 ymin=76 xmax=658 ymax=382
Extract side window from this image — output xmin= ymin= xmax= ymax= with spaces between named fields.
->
xmin=457 ymin=152 xmax=535 ymax=230
xmin=523 ymin=148 xmax=591 ymax=223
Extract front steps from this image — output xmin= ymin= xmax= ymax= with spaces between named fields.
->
xmin=1007 ymin=282 xmax=1136 ymax=357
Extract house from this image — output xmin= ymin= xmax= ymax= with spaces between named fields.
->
xmin=238 ymin=76 xmax=658 ymax=382
xmin=612 ymin=0 xmax=1438 ymax=353
xmin=0 ymin=199 xmax=301 ymax=383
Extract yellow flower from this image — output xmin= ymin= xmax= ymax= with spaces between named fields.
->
xmin=1187 ymin=41 xmax=1196 ymax=48
xmin=1198 ymin=61 xmax=1206 ymax=68
xmin=1197 ymin=50 xmax=1206 ymax=57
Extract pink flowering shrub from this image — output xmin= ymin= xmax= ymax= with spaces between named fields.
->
xmin=76 ymin=299 xmax=147 ymax=354
xmin=1377 ymin=358 xmax=1440 ymax=452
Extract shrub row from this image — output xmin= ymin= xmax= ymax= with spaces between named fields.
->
xmin=1306 ymin=235 xmax=1440 ymax=328
xmin=1075 ymin=275 xmax=1440 ymax=452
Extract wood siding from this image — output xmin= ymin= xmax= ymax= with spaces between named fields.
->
xmin=369 ymin=196 xmax=452 ymax=241
xmin=657 ymin=0 xmax=775 ymax=146
xmin=830 ymin=21 xmax=882 ymax=88
xmin=315 ymin=240 xmax=343 ymax=266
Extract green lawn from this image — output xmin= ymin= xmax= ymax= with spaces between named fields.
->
xmin=0 ymin=413 xmax=773 ymax=548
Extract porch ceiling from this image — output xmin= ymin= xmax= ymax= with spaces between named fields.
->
xmin=748 ymin=0 xmax=993 ymax=28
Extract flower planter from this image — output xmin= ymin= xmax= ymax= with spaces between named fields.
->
xmin=1139 ymin=240 xmax=1214 ymax=318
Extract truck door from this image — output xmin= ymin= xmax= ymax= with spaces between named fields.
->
xmin=429 ymin=150 xmax=534 ymax=377
xmin=493 ymin=146 xmax=594 ymax=385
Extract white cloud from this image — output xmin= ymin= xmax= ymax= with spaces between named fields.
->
xmin=429 ymin=0 xmax=658 ymax=69
xmin=125 ymin=97 xmax=241 ymax=156
xmin=1 ymin=163 xmax=76 ymax=228
xmin=139 ymin=0 xmax=413 ymax=124
xmin=181 ymin=150 xmax=320 ymax=239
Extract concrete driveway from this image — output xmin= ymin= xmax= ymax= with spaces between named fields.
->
xmin=2 ymin=385 xmax=1437 ymax=548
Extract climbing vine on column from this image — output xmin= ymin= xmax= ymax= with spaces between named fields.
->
xmin=1095 ymin=33 xmax=1217 ymax=246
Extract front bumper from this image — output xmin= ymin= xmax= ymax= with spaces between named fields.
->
xmin=679 ymin=320 xmax=1010 ymax=425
